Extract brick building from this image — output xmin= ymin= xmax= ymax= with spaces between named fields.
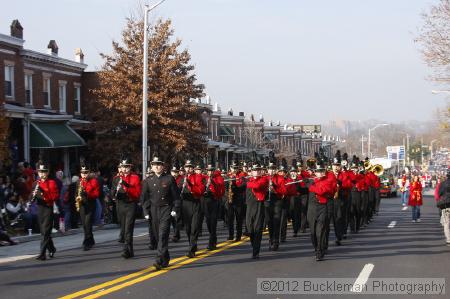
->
xmin=1 ymin=20 xmax=89 ymax=175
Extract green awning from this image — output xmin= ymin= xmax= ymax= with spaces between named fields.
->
xmin=30 ymin=121 xmax=86 ymax=148
xmin=219 ymin=126 xmax=234 ymax=136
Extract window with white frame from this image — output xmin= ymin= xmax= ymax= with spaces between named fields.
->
xmin=43 ymin=76 xmax=51 ymax=107
xmin=24 ymin=73 xmax=33 ymax=105
xmin=4 ymin=65 xmax=14 ymax=98
xmin=58 ymin=81 xmax=67 ymax=112
xmin=74 ymin=84 xmax=81 ymax=114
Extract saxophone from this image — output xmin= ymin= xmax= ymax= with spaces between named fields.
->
xmin=227 ymin=174 xmax=234 ymax=204
xmin=31 ymin=180 xmax=41 ymax=203
xmin=75 ymin=179 xmax=84 ymax=212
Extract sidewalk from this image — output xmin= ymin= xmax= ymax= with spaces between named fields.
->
xmin=0 ymin=221 xmax=149 ymax=264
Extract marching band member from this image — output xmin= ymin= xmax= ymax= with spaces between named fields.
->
xmin=202 ymin=165 xmax=225 ymax=250
xmin=33 ymin=164 xmax=59 ymax=261
xmin=348 ymin=158 xmax=362 ymax=233
xmin=111 ymin=159 xmax=141 ymax=259
xmin=246 ymin=164 xmax=269 ymax=259
xmin=181 ymin=161 xmax=205 ymax=258
xmin=226 ymin=162 xmax=246 ymax=241
xmin=141 ymin=157 xmax=181 ymax=270
xmin=266 ymin=164 xmax=287 ymax=251
xmin=77 ymin=166 xmax=100 ymax=251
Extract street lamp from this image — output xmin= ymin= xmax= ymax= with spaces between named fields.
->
xmin=368 ymin=123 xmax=389 ymax=159
xmin=142 ymin=0 xmax=166 ymax=179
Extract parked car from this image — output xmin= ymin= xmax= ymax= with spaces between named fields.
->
xmin=380 ymin=178 xmax=397 ymax=198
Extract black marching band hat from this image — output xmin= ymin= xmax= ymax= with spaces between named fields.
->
xmin=206 ymin=164 xmax=215 ymax=171
xmin=37 ymin=164 xmax=49 ymax=172
xmin=170 ymin=166 xmax=179 ymax=173
xmin=80 ymin=165 xmax=90 ymax=173
xmin=251 ymin=163 xmax=263 ymax=171
xmin=150 ymin=156 xmax=164 ymax=165
xmin=332 ymin=150 xmax=342 ymax=166
xmin=194 ymin=164 xmax=202 ymax=170
xmin=289 ymin=166 xmax=297 ymax=173
xmin=184 ymin=160 xmax=193 ymax=167
xmin=120 ymin=158 xmax=132 ymax=167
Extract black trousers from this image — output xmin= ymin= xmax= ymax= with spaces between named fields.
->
xmin=368 ymin=187 xmax=375 ymax=219
xmin=374 ymin=189 xmax=381 ymax=213
xmin=299 ymin=194 xmax=309 ymax=232
xmin=202 ymin=196 xmax=219 ymax=247
xmin=37 ymin=205 xmax=55 ymax=256
xmin=360 ymin=191 xmax=369 ymax=227
xmin=182 ymin=200 xmax=201 ymax=254
xmin=307 ymin=199 xmax=329 ymax=256
xmin=290 ymin=196 xmax=301 ymax=234
xmin=79 ymin=200 xmax=96 ymax=247
xmin=150 ymin=205 xmax=171 ymax=266
xmin=170 ymin=210 xmax=182 ymax=240
xmin=147 ymin=215 xmax=157 ymax=248
xmin=117 ymin=201 xmax=136 ymax=254
xmin=332 ymin=196 xmax=345 ymax=241
xmin=325 ymin=199 xmax=334 ymax=249
xmin=349 ymin=190 xmax=361 ymax=233
xmin=116 ymin=201 xmax=124 ymax=241
xmin=226 ymin=201 xmax=244 ymax=239
xmin=281 ymin=197 xmax=294 ymax=240
xmin=265 ymin=198 xmax=284 ymax=245
xmin=246 ymin=198 xmax=265 ymax=257
xmin=342 ymin=193 xmax=350 ymax=235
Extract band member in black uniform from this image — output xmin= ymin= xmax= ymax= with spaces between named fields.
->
xmin=111 ymin=159 xmax=141 ymax=258
xmin=77 ymin=166 xmax=100 ymax=251
xmin=141 ymin=167 xmax=157 ymax=250
xmin=33 ymin=164 xmax=59 ymax=261
xmin=141 ymin=157 xmax=181 ymax=270
xmin=170 ymin=167 xmax=182 ymax=242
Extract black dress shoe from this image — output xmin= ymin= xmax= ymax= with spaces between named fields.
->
xmin=149 ymin=244 xmax=157 ymax=250
xmin=293 ymin=233 xmax=298 ymax=237
xmin=315 ymin=253 xmax=323 ymax=261
xmin=117 ymin=238 xmax=125 ymax=243
xmin=273 ymin=244 xmax=279 ymax=251
xmin=49 ymin=249 xmax=56 ymax=258
xmin=281 ymin=238 xmax=286 ymax=243
xmin=83 ymin=245 xmax=90 ymax=251
xmin=153 ymin=262 xmax=162 ymax=271
xmin=234 ymin=237 xmax=241 ymax=242
xmin=227 ymin=236 xmax=234 ymax=241
xmin=186 ymin=251 xmax=195 ymax=258
xmin=36 ymin=254 xmax=46 ymax=261
xmin=121 ymin=251 xmax=131 ymax=259
xmin=335 ymin=240 xmax=342 ymax=246
xmin=252 ymin=253 xmax=259 ymax=259
xmin=171 ymin=236 xmax=180 ymax=243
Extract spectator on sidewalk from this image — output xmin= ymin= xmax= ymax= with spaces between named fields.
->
xmin=400 ymin=173 xmax=410 ymax=207
xmin=437 ymin=169 xmax=450 ymax=245
xmin=409 ymin=175 xmax=423 ymax=223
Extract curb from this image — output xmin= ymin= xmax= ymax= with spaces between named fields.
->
xmin=11 ymin=219 xmax=147 ymax=244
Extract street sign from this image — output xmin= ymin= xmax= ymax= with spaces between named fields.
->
xmin=387 ymin=145 xmax=405 ymax=160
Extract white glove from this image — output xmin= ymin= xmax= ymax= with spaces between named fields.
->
xmin=170 ymin=211 xmax=177 ymax=217
xmin=144 ymin=215 xmax=150 ymax=220
xmin=53 ymin=204 xmax=60 ymax=214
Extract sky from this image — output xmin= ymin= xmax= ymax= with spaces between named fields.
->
xmin=1 ymin=0 xmax=447 ymax=124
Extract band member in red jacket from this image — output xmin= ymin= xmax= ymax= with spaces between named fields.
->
xmin=181 ymin=161 xmax=206 ymax=258
xmin=360 ymin=163 xmax=371 ymax=228
xmin=283 ymin=167 xmax=301 ymax=238
xmin=77 ymin=166 xmax=100 ymax=251
xmin=366 ymin=168 xmax=378 ymax=221
xmin=111 ymin=159 xmax=141 ymax=258
xmin=246 ymin=164 xmax=269 ymax=259
xmin=409 ymin=175 xmax=423 ymax=222
xmin=226 ymin=162 xmax=247 ymax=241
xmin=267 ymin=165 xmax=288 ymax=251
xmin=33 ymin=164 xmax=59 ymax=261
xmin=348 ymin=159 xmax=362 ymax=233
xmin=308 ymin=161 xmax=336 ymax=261
xmin=202 ymin=165 xmax=225 ymax=250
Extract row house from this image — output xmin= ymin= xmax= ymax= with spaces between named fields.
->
xmin=1 ymin=20 xmax=89 ymax=175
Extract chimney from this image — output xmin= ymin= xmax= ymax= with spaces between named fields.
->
xmin=47 ymin=40 xmax=58 ymax=56
xmin=250 ymin=114 xmax=255 ymax=122
xmin=239 ymin=112 xmax=244 ymax=117
xmin=10 ymin=20 xmax=23 ymax=39
xmin=228 ymin=108 xmax=233 ymax=116
xmin=75 ymin=48 xmax=84 ymax=63
xmin=269 ymin=120 xmax=273 ymax=126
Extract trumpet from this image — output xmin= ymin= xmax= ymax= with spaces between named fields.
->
xmin=114 ymin=176 xmax=123 ymax=199
xmin=204 ymin=175 xmax=212 ymax=197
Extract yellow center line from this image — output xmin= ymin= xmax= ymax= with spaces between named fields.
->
xmin=79 ymin=237 xmax=251 ymax=299
xmin=60 ymin=228 xmax=271 ymax=299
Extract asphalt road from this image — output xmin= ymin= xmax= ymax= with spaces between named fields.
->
xmin=0 ymin=192 xmax=449 ymax=299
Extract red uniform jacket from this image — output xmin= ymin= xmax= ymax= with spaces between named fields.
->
xmin=337 ymin=171 xmax=353 ymax=197
xmin=408 ymin=181 xmax=423 ymax=206
xmin=204 ymin=171 xmax=225 ymax=200
xmin=187 ymin=173 xmax=206 ymax=200
xmin=309 ymin=176 xmax=335 ymax=204
xmin=120 ymin=173 xmax=141 ymax=201
xmin=38 ymin=179 xmax=59 ymax=206
xmin=271 ymin=174 xmax=288 ymax=199
xmin=366 ymin=172 xmax=380 ymax=188
xmin=247 ymin=176 xmax=269 ymax=201
xmin=81 ymin=178 xmax=100 ymax=200
xmin=286 ymin=177 xmax=299 ymax=196
xmin=355 ymin=174 xmax=368 ymax=191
